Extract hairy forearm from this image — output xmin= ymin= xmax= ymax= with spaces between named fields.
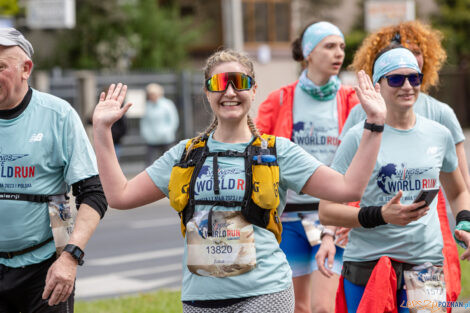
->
xmin=68 ymin=203 xmax=100 ymax=249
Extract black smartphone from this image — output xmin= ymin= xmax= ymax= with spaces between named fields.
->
xmin=413 ymin=188 xmax=440 ymax=210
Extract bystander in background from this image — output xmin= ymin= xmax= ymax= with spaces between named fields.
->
xmin=140 ymin=83 xmax=179 ymax=165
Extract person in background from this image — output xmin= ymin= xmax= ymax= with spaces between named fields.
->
xmin=343 ymin=20 xmax=469 ymax=307
xmin=0 ymin=28 xmax=107 ymax=312
xmin=92 ymin=49 xmax=386 ymax=313
xmin=140 ymin=83 xmax=179 ymax=165
xmin=256 ymin=21 xmax=358 ymax=313
xmin=319 ymin=46 xmax=470 ymax=313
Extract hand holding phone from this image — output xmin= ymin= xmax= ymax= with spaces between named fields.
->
xmin=413 ymin=188 xmax=440 ymax=210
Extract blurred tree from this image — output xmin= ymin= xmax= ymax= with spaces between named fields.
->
xmin=49 ymin=0 xmax=201 ymax=70
xmin=0 ymin=0 xmax=19 ymax=16
xmin=124 ymin=0 xmax=202 ymax=70
xmin=52 ymin=1 xmax=130 ymax=69
xmin=432 ymin=0 xmax=470 ymax=69
xmin=344 ymin=0 xmax=366 ymax=69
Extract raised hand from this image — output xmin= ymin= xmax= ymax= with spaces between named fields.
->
xmin=355 ymin=70 xmax=387 ymax=125
xmin=93 ymin=83 xmax=132 ymax=129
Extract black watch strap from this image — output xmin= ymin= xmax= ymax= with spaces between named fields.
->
xmin=63 ymin=244 xmax=85 ymax=266
xmin=364 ymin=120 xmax=384 ymax=132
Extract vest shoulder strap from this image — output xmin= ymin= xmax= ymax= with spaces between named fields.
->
xmin=179 ymin=135 xmax=209 ymax=163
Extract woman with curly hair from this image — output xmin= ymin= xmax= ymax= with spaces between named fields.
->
xmin=256 ymin=21 xmax=359 ymax=313
xmin=319 ymin=46 xmax=470 ymax=313
xmin=340 ymin=20 xmax=468 ymax=309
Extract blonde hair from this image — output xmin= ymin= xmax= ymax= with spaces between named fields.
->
xmin=203 ymin=49 xmax=255 ymax=81
xmin=185 ymin=49 xmax=261 ymax=156
xmin=349 ymin=20 xmax=446 ymax=92
xmin=146 ymin=83 xmax=164 ymax=99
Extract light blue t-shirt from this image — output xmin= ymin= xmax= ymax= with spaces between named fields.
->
xmin=0 ymin=89 xmax=98 ymax=267
xmin=146 ymin=134 xmax=322 ymax=301
xmin=286 ymin=84 xmax=339 ymax=205
xmin=340 ymin=93 xmax=465 ymax=144
xmin=140 ymin=97 xmax=179 ymax=145
xmin=331 ymin=115 xmax=458 ymax=265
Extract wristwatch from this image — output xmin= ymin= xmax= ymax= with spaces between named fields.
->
xmin=320 ymin=228 xmax=336 ymax=240
xmin=63 ymin=244 xmax=85 ymax=266
xmin=364 ymin=120 xmax=384 ymax=132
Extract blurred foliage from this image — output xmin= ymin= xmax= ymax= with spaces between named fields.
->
xmin=343 ymin=0 xmax=366 ymax=69
xmin=432 ymin=0 xmax=470 ymax=69
xmin=0 ymin=0 xmax=19 ymax=16
xmin=123 ymin=0 xmax=202 ymax=70
xmin=48 ymin=0 xmax=202 ymax=70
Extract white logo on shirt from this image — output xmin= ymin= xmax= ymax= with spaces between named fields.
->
xmin=29 ymin=133 xmax=43 ymax=142
xmin=426 ymin=146 xmax=438 ymax=155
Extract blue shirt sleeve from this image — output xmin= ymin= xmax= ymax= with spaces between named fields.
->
xmin=276 ymin=137 xmax=323 ymax=193
xmin=414 ymin=93 xmax=465 ymax=144
xmin=146 ymin=140 xmax=188 ymax=196
xmin=331 ymin=125 xmax=361 ymax=175
xmin=64 ymin=107 xmax=98 ymax=185
xmin=442 ymin=130 xmax=459 ymax=173
xmin=339 ymin=104 xmax=366 ymax=140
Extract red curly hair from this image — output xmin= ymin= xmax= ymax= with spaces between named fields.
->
xmin=349 ymin=20 xmax=446 ymax=92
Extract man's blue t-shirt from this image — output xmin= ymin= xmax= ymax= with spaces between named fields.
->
xmin=331 ymin=115 xmax=457 ymax=265
xmin=146 ymin=134 xmax=322 ymax=300
xmin=0 ymin=89 xmax=98 ymax=267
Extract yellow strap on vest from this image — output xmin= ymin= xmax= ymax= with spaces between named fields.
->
xmin=169 ymin=134 xmax=282 ymax=242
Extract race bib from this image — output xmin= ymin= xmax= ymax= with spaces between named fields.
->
xmin=186 ymin=210 xmax=256 ymax=277
xmin=300 ymin=212 xmax=345 ymax=248
xmin=48 ymin=195 xmax=75 ymax=255
xmin=300 ymin=213 xmax=322 ymax=246
xmin=404 ymin=263 xmax=446 ymax=313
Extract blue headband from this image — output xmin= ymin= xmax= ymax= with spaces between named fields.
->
xmin=372 ymin=48 xmax=421 ymax=85
xmin=301 ymin=22 xmax=344 ymax=58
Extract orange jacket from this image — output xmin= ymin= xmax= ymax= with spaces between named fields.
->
xmin=255 ymin=81 xmax=359 ymax=138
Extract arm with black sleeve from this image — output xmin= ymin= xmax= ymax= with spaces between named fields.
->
xmin=72 ymin=175 xmax=108 ymax=218
xmin=41 ymin=175 xmax=107 ymax=306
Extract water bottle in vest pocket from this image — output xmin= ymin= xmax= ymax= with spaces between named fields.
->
xmin=48 ymin=194 xmax=75 ymax=255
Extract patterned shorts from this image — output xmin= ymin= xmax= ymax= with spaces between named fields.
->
xmin=182 ymin=285 xmax=294 ymax=313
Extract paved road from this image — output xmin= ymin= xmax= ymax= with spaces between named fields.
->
xmin=75 ymin=196 xmax=184 ymax=301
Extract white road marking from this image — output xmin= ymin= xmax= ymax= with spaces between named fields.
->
xmin=76 ymin=274 xmax=182 ymax=298
xmin=87 ymin=247 xmax=184 ymax=266
xmin=129 ymin=217 xmax=180 ymax=229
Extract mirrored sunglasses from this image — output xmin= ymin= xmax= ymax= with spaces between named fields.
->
xmin=383 ymin=73 xmax=423 ymax=88
xmin=205 ymin=72 xmax=254 ymax=92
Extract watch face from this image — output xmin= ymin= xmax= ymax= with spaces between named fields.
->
xmin=73 ymin=249 xmax=82 ymax=259
xmin=65 ymin=244 xmax=84 ymax=265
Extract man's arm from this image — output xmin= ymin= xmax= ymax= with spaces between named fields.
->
xmin=42 ymin=175 xmax=107 ymax=305
xmin=42 ymin=203 xmax=100 ymax=305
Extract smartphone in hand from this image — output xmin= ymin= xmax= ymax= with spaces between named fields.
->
xmin=413 ymin=188 xmax=440 ymax=210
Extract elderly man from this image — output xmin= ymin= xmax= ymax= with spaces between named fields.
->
xmin=0 ymin=28 xmax=107 ymax=312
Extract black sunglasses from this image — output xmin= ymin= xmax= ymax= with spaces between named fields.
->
xmin=382 ymin=73 xmax=423 ymax=88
